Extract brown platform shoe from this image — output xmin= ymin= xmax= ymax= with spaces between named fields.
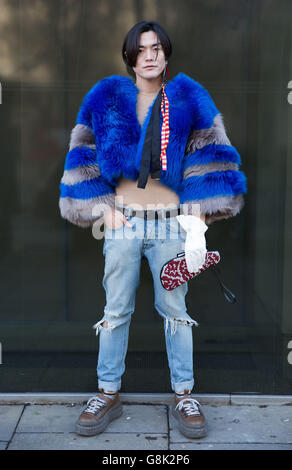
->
xmin=75 ymin=389 xmax=123 ymax=436
xmin=171 ymin=390 xmax=208 ymax=439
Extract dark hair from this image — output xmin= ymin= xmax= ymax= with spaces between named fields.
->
xmin=122 ymin=21 xmax=172 ymax=75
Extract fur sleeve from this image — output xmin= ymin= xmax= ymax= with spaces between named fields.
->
xmin=179 ymin=81 xmax=247 ymax=225
xmin=59 ymin=87 xmax=115 ymax=228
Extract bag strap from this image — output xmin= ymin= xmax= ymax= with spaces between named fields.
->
xmin=210 ymin=265 xmax=237 ymax=304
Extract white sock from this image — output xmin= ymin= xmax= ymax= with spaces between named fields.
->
xmin=101 ymin=390 xmax=117 ymax=400
xmin=175 ymin=391 xmax=191 ymax=397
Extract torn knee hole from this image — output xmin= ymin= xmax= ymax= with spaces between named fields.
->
xmin=92 ymin=318 xmax=115 ymax=336
xmin=165 ymin=317 xmax=199 ymax=336
xmin=175 ymin=318 xmax=192 ymax=325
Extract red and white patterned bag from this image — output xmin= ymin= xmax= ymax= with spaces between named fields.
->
xmin=160 ymin=250 xmax=236 ymax=303
xmin=160 ymin=250 xmax=220 ymax=291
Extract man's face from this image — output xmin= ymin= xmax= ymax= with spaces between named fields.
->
xmin=132 ymin=30 xmax=166 ymax=82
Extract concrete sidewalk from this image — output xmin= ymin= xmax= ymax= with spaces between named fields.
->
xmin=1 ymin=394 xmax=292 ymax=450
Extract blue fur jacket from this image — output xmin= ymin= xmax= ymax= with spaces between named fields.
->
xmin=59 ymin=72 xmax=247 ymax=227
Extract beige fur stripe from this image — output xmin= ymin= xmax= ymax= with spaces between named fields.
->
xmin=184 ymin=194 xmax=244 ymax=225
xmin=186 ymin=113 xmax=231 ymax=154
xmin=183 ymin=161 xmax=239 ymax=179
xmin=61 ymin=164 xmax=101 ymax=186
xmin=69 ymin=124 xmax=95 ymax=151
xmin=59 ymin=193 xmax=116 ymax=228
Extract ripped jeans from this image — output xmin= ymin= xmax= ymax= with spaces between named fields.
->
xmin=93 ymin=205 xmax=198 ymax=394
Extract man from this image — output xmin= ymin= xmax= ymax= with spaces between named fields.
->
xmin=59 ymin=21 xmax=247 ymax=439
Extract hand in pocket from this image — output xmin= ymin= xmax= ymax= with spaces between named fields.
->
xmin=104 ymin=209 xmax=133 ymax=230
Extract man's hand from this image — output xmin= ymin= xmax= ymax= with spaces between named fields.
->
xmin=176 ymin=214 xmax=208 ymax=273
xmin=103 ymin=208 xmax=133 ymax=230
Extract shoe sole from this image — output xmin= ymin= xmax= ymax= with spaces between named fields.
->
xmin=171 ymin=405 xmax=208 ymax=439
xmin=75 ymin=401 xmax=123 ymax=436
